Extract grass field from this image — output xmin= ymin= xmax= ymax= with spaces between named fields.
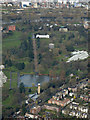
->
xmin=2 ymin=31 xmax=22 ymax=50
xmin=4 ymin=70 xmax=18 ymax=88
xmin=3 ymin=90 xmax=15 ymax=108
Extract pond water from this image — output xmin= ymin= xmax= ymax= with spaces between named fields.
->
xmin=20 ymin=74 xmax=50 ymax=87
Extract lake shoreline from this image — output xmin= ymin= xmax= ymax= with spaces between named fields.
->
xmin=20 ymin=74 xmax=50 ymax=87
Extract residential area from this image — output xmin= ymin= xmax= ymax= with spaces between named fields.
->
xmin=10 ymin=78 xmax=89 ymax=119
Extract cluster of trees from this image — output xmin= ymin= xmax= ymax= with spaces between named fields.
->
xmin=3 ymin=24 xmax=88 ymax=76
xmin=19 ymin=83 xmax=25 ymax=93
xmin=4 ymin=58 xmax=25 ymax=70
xmin=2 ymin=85 xmax=25 ymax=118
xmin=3 ymin=34 xmax=34 ymax=70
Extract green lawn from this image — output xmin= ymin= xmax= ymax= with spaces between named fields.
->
xmin=3 ymin=90 xmax=15 ymax=107
xmin=2 ymin=31 xmax=22 ymax=50
xmin=4 ymin=71 xmax=18 ymax=89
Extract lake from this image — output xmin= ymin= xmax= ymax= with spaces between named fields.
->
xmin=20 ymin=74 xmax=50 ymax=87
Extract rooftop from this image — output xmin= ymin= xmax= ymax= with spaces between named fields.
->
xmin=67 ymin=50 xmax=89 ymax=63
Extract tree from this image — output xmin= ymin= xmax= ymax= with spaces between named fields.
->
xmin=37 ymin=38 xmax=40 ymax=48
xmin=66 ymin=44 xmax=74 ymax=52
xmin=38 ymin=53 xmax=42 ymax=64
xmin=60 ymin=70 xmax=66 ymax=83
xmin=5 ymin=59 xmax=12 ymax=67
xmin=19 ymin=83 xmax=25 ymax=93
xmin=16 ymin=62 xmax=25 ymax=70
xmin=28 ymin=88 xmax=31 ymax=93
xmin=20 ymin=40 xmax=28 ymax=51
xmin=21 ymin=104 xmax=26 ymax=115
xmin=27 ymin=37 xmax=34 ymax=61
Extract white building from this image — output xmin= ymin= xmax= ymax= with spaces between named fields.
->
xmin=57 ymin=0 xmax=79 ymax=4
xmin=36 ymin=34 xmax=50 ymax=38
xmin=0 ymin=71 xmax=7 ymax=87
xmin=20 ymin=1 xmax=31 ymax=8
xmin=0 ymin=65 xmax=7 ymax=87
xmin=49 ymin=43 xmax=54 ymax=49
xmin=67 ymin=51 xmax=89 ymax=63
xmin=25 ymin=113 xmax=38 ymax=119
xmin=69 ymin=92 xmax=74 ymax=96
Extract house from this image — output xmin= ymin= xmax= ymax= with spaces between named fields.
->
xmin=78 ymin=106 xmax=82 ymax=111
xmin=20 ymin=1 xmax=31 ymax=8
xmin=25 ymin=113 xmax=38 ymax=119
xmin=80 ymin=95 xmax=89 ymax=102
xmin=52 ymin=99 xmax=56 ymax=104
xmin=59 ymin=94 xmax=63 ymax=100
xmin=70 ymin=104 xmax=73 ymax=109
xmin=76 ymin=112 xmax=81 ymax=118
xmin=16 ymin=111 xmax=21 ymax=115
xmin=73 ymin=104 xmax=78 ymax=110
xmin=50 ymin=25 xmax=53 ymax=28
xmin=71 ymin=98 xmax=74 ymax=101
xmin=68 ymin=87 xmax=72 ymax=91
xmin=31 ymin=94 xmax=39 ymax=102
xmin=52 ymin=95 xmax=57 ymax=100
xmin=70 ymin=103 xmax=78 ymax=110
xmin=79 ymin=82 xmax=88 ymax=89
xmin=59 ymin=26 xmax=68 ymax=32
xmin=49 ymin=43 xmax=54 ymax=49
xmin=70 ymin=73 xmax=74 ymax=78
xmin=83 ymin=21 xmax=90 ymax=29
xmin=30 ymin=106 xmax=41 ymax=114
xmin=71 ymin=111 xmax=76 ymax=116
xmin=69 ymin=112 xmax=73 ymax=116
xmin=69 ymin=92 xmax=74 ymax=96
xmin=82 ymin=113 xmax=88 ymax=118
xmin=68 ymin=86 xmax=77 ymax=92
xmin=17 ymin=116 xmax=25 ymax=119
xmin=33 ymin=3 xmax=38 ymax=8
xmin=8 ymin=25 xmax=16 ymax=31
xmin=55 ymin=100 xmax=62 ymax=106
xmin=3 ymin=30 xmax=9 ymax=33
xmin=72 ymin=111 xmax=76 ymax=116
xmin=78 ymin=106 xmax=88 ymax=113
xmin=36 ymin=34 xmax=50 ymax=39
xmin=62 ymin=110 xmax=67 ymax=114
xmin=0 ymin=26 xmax=3 ymax=31
xmin=48 ymin=98 xmax=54 ymax=104
xmin=48 ymin=98 xmax=59 ymax=105
xmin=82 ymin=81 xmax=88 ymax=87
xmin=43 ymin=105 xmax=60 ymax=112
xmin=48 ymin=97 xmax=70 ymax=107
xmin=60 ymin=99 xmax=70 ymax=107
xmin=72 ymin=87 xmax=77 ymax=92
xmin=63 ymin=89 xmax=68 ymax=95
xmin=28 ymin=94 xmax=35 ymax=98
xmin=80 ymin=95 xmax=83 ymax=99
xmin=7 ymin=3 xmax=13 ymax=7
xmin=29 ymin=93 xmax=39 ymax=102
xmin=72 ymin=102 xmax=79 ymax=105
xmin=25 ymin=99 xmax=29 ymax=104
xmin=81 ymin=107 xmax=88 ymax=113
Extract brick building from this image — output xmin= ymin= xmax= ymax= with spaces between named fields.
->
xmin=30 ymin=106 xmax=41 ymax=114
xmin=43 ymin=105 xmax=60 ymax=113
xmin=8 ymin=25 xmax=16 ymax=31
